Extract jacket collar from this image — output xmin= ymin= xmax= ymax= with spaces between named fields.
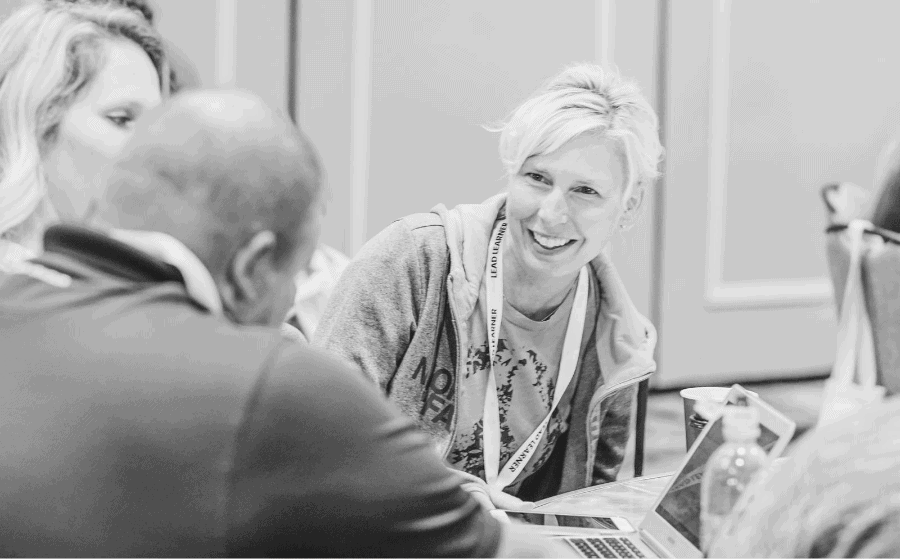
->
xmin=0 ymin=237 xmax=72 ymax=288
xmin=42 ymin=224 xmax=223 ymax=316
xmin=430 ymin=193 xmax=657 ymax=387
xmin=0 ymin=239 xmax=36 ymax=273
xmin=108 ymin=229 xmax=223 ymax=316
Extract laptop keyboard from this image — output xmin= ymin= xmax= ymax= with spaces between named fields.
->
xmin=565 ymin=536 xmax=646 ymax=558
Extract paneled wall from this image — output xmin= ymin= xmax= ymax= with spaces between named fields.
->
xmin=154 ymin=0 xmax=289 ymax=114
xmin=0 ymin=0 xmax=658 ymax=321
xmin=6 ymin=0 xmax=899 ymax=386
xmin=0 ymin=0 xmax=291 ymax=113
xmin=296 ymin=1 xmax=354 ymax=258
xmin=655 ymin=0 xmax=900 ymax=387
xmin=364 ymin=1 xmax=596 ymax=240
xmin=297 ymin=0 xmax=660 ymax=319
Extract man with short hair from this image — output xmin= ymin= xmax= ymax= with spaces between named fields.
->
xmin=0 ymin=90 xmax=565 ymax=557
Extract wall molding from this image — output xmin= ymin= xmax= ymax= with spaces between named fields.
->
xmin=287 ymin=0 xmax=299 ymax=123
xmin=596 ymin=0 xmax=615 ymax=67
xmin=214 ymin=0 xmax=237 ymax=86
xmin=704 ymin=0 xmax=831 ymax=308
xmin=350 ymin=0 xmax=374 ymax=256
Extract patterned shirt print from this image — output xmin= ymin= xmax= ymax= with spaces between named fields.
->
xmin=449 ymin=278 xmax=592 ymax=494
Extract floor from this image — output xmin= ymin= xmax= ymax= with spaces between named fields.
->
xmin=618 ymin=377 xmax=827 ymax=479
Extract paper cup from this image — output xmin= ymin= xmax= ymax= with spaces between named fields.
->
xmin=679 ymin=387 xmax=732 ymax=451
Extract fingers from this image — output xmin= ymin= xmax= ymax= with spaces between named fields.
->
xmin=490 ymin=509 xmax=512 ymax=523
xmin=462 ymin=481 xmax=496 ymax=511
xmin=489 ymin=486 xmax=535 ymax=511
xmin=458 ymin=472 xmax=536 ymax=511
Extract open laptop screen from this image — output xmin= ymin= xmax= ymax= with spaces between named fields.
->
xmin=653 ymin=402 xmax=780 ymax=549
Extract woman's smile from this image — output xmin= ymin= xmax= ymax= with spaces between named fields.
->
xmin=527 ymin=228 xmax=578 ymax=253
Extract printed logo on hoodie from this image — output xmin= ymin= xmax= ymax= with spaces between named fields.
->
xmin=408 ymin=317 xmax=457 ymax=428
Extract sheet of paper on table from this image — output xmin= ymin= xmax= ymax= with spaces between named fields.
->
xmin=531 ymin=473 xmax=675 ymax=529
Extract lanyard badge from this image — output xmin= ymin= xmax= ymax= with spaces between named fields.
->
xmin=482 ymin=220 xmax=588 ymax=489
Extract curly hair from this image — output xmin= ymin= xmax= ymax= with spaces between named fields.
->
xmin=0 ymin=0 xmax=169 ymax=242
xmin=53 ymin=0 xmax=155 ymax=24
xmin=46 ymin=0 xmax=204 ymax=92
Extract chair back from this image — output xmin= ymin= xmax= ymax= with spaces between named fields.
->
xmin=823 ymin=182 xmax=900 ymax=395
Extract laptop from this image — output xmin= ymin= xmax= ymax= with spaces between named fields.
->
xmin=523 ymin=384 xmax=797 ymax=558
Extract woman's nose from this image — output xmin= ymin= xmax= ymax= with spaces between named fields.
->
xmin=537 ymin=188 xmax=569 ymax=226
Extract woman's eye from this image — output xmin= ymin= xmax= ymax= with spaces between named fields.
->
xmin=106 ymin=113 xmax=134 ymax=128
xmin=525 ymin=172 xmax=548 ymax=184
xmin=574 ymin=185 xmax=601 ymax=197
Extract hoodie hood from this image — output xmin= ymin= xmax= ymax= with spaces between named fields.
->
xmin=431 ymin=193 xmax=657 ymax=389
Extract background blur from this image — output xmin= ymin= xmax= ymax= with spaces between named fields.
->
xmin=5 ymin=0 xmax=899 ymax=389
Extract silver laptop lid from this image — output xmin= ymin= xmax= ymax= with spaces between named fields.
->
xmin=638 ymin=384 xmax=796 ymax=558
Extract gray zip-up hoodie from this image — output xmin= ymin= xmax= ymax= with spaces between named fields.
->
xmin=315 ymin=194 xmax=657 ymax=499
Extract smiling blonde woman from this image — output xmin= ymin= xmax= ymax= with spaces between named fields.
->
xmin=0 ymin=0 xmax=168 ymax=273
xmin=315 ymin=63 xmax=664 ymax=508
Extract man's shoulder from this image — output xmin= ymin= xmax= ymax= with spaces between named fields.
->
xmin=226 ymin=339 xmax=508 ymax=558
xmin=0 ymin=274 xmax=296 ymax=555
xmin=261 ymin=341 xmax=376 ymax=400
xmin=110 ymin=298 xmax=287 ymax=380
xmin=1 ymin=267 xmax=284 ymax=385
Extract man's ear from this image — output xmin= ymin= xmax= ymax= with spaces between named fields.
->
xmin=220 ymin=230 xmax=277 ymax=308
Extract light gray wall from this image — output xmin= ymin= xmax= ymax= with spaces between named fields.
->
xmin=296 ymin=0 xmax=659 ymax=319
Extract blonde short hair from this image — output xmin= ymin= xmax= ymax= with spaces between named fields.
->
xmin=0 ymin=0 xmax=168 ymax=241
xmin=492 ymin=63 xmax=663 ymax=200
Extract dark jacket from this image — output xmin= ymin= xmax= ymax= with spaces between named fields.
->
xmin=0 ymin=224 xmax=501 ymax=557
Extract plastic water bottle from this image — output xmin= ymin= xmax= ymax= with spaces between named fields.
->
xmin=699 ymin=396 xmax=767 ymax=554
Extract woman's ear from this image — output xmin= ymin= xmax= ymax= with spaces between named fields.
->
xmin=620 ymin=183 xmax=646 ymax=229
xmin=220 ymin=230 xmax=277 ymax=312
xmin=626 ymin=183 xmax=646 ymax=213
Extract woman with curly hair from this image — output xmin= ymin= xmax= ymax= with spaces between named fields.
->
xmin=0 ymin=0 xmax=170 ymax=275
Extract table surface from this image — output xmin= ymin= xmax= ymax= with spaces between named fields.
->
xmin=531 ymin=473 xmax=674 ymax=529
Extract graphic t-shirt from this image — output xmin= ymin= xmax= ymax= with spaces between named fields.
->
xmin=449 ymin=276 xmax=595 ymax=494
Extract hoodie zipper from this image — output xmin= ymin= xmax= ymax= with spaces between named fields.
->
xmin=583 ymin=366 xmax=656 ymax=484
xmin=441 ymin=272 xmax=464 ymax=461
xmin=589 ymin=367 xmax=656 ymax=411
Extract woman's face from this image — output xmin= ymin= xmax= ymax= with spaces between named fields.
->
xmin=43 ymin=38 xmax=162 ymax=222
xmin=506 ymin=133 xmax=633 ymax=280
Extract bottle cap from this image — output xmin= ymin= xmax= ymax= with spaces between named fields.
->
xmin=722 ymin=403 xmax=761 ymax=442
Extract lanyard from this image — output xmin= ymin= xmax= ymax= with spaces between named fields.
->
xmin=482 ymin=220 xmax=589 ymax=489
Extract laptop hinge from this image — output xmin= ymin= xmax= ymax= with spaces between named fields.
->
xmin=639 ymin=528 xmax=673 ymax=558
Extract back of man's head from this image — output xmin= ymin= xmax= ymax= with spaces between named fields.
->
xmin=98 ymin=89 xmax=324 ymax=326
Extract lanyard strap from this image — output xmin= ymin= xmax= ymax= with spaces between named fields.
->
xmin=482 ymin=220 xmax=589 ymax=490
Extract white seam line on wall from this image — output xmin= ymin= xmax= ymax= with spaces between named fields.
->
xmin=703 ymin=0 xmax=830 ymax=307
xmin=705 ymin=0 xmax=731 ymax=300
xmin=215 ymin=0 xmax=237 ymax=86
xmin=597 ymin=0 xmax=615 ymax=68
xmin=350 ymin=0 xmax=374 ymax=256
